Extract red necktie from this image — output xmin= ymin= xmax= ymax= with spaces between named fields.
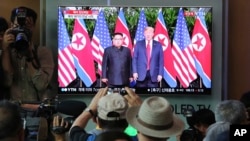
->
xmin=146 ymin=41 xmax=151 ymax=70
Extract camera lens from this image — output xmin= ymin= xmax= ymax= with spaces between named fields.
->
xmin=15 ymin=32 xmax=29 ymax=54
xmin=16 ymin=32 xmax=28 ymax=42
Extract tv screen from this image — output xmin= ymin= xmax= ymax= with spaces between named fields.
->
xmin=57 ymin=6 xmax=212 ymax=95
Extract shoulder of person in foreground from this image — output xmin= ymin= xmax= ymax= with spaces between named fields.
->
xmin=203 ymin=121 xmax=230 ymax=141
xmin=95 ymin=130 xmax=134 ymax=141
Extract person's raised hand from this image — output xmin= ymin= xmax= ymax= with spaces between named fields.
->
xmin=123 ymin=87 xmax=142 ymax=107
xmin=88 ymin=87 xmax=108 ymax=115
xmin=2 ymin=28 xmax=15 ymax=50
xmin=51 ymin=115 xmax=69 ymax=141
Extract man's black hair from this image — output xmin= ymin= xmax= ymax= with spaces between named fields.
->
xmin=10 ymin=6 xmax=37 ymax=24
xmin=180 ymin=128 xmax=198 ymax=141
xmin=240 ymin=91 xmax=250 ymax=121
xmin=0 ymin=100 xmax=23 ymax=140
xmin=0 ymin=17 xmax=8 ymax=32
xmin=183 ymin=108 xmax=196 ymax=128
xmin=112 ymin=32 xmax=123 ymax=38
xmin=98 ymin=117 xmax=128 ymax=130
xmin=240 ymin=91 xmax=250 ymax=108
xmin=193 ymin=108 xmax=215 ymax=127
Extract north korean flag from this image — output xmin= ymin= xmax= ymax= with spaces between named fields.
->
xmin=191 ymin=11 xmax=211 ymax=88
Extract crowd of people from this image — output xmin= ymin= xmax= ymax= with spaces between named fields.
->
xmin=51 ymin=89 xmax=250 ymax=141
xmin=2 ymin=87 xmax=250 ymax=141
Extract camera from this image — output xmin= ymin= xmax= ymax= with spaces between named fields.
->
xmin=51 ymin=116 xmax=73 ymax=134
xmin=9 ymin=8 xmax=32 ymax=55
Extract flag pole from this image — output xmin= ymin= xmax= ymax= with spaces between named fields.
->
xmin=200 ymin=77 xmax=202 ymax=88
xmin=80 ymin=79 xmax=82 ymax=87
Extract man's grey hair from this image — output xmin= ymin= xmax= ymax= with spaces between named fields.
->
xmin=215 ymin=100 xmax=247 ymax=124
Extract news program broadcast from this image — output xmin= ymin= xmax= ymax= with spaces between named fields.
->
xmin=57 ymin=6 xmax=212 ymax=95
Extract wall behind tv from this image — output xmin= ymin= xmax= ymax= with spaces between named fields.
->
xmin=227 ymin=0 xmax=250 ymax=100
xmin=43 ymin=1 xmax=223 ymax=140
xmin=0 ymin=0 xmax=40 ymax=46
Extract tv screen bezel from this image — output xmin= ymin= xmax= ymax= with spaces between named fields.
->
xmin=57 ymin=6 xmax=212 ymax=95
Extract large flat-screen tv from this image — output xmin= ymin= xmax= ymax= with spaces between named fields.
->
xmin=57 ymin=6 xmax=212 ymax=95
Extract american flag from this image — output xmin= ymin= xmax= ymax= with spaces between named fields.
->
xmin=191 ymin=9 xmax=211 ymax=88
xmin=58 ymin=8 xmax=76 ymax=87
xmin=134 ymin=9 xmax=148 ymax=45
xmin=154 ymin=10 xmax=177 ymax=87
xmin=172 ymin=8 xmax=197 ymax=88
xmin=91 ymin=10 xmax=112 ymax=76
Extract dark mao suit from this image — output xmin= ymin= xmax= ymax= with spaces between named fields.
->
xmin=102 ymin=46 xmax=132 ymax=86
xmin=132 ymin=40 xmax=164 ymax=86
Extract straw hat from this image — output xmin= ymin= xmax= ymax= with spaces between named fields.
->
xmin=126 ymin=96 xmax=185 ymax=138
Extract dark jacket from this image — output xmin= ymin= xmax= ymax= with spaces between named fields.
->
xmin=102 ymin=46 xmax=132 ymax=86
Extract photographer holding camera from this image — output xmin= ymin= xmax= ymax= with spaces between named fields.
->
xmin=1 ymin=6 xmax=54 ymax=141
xmin=1 ymin=6 xmax=54 ymax=106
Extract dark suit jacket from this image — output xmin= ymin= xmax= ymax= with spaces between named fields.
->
xmin=132 ymin=40 xmax=164 ymax=82
xmin=102 ymin=46 xmax=132 ymax=86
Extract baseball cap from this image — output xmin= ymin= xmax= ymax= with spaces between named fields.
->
xmin=97 ymin=93 xmax=128 ymax=121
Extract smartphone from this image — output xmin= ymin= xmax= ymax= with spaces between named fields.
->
xmin=107 ymin=88 xmax=129 ymax=96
